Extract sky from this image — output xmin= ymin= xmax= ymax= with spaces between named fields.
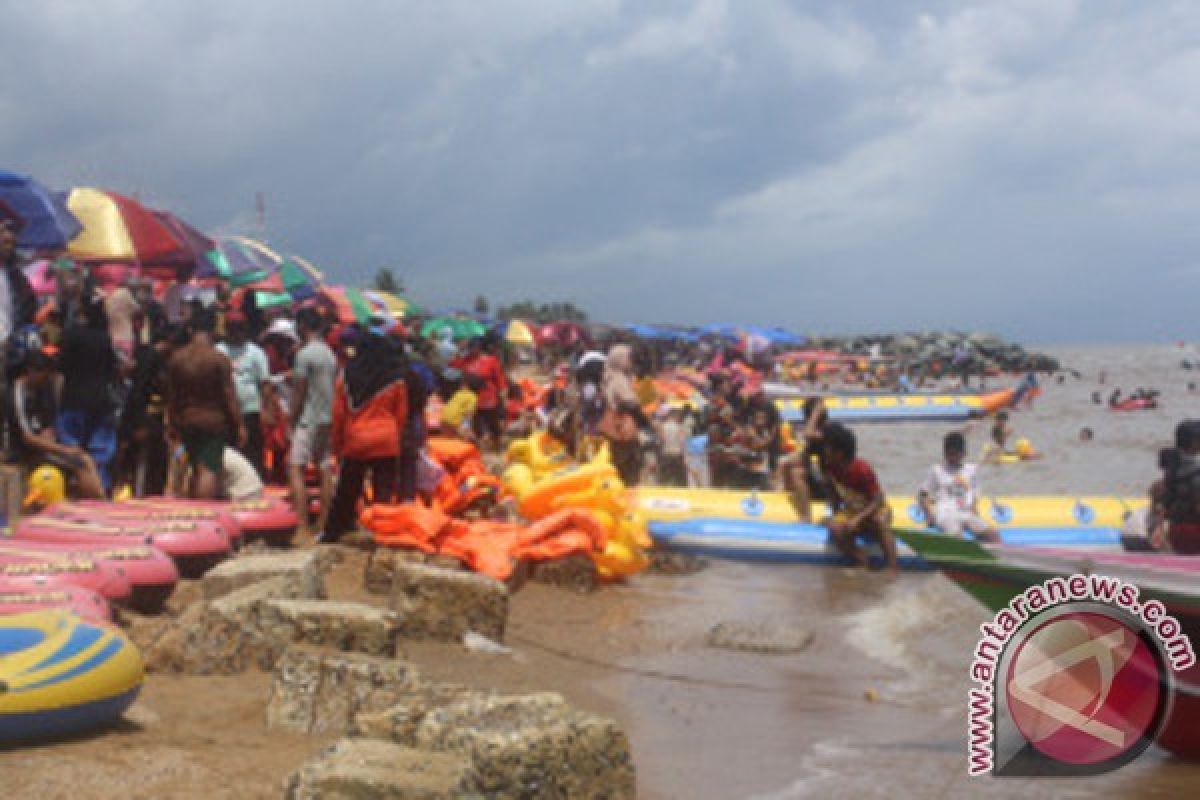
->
xmin=3 ymin=0 xmax=1199 ymax=342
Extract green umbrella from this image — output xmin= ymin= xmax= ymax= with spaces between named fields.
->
xmin=421 ymin=316 xmax=486 ymax=340
xmin=254 ymin=290 xmax=293 ymax=309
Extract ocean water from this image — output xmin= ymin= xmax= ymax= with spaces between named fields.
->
xmin=606 ymin=344 xmax=1200 ymax=799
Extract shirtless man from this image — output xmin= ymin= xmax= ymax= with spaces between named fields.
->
xmin=167 ymin=307 xmax=244 ymax=499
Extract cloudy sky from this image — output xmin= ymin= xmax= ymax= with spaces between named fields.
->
xmin=3 ymin=0 xmax=1198 ymax=342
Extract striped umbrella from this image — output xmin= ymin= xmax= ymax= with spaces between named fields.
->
xmin=203 ymin=236 xmax=282 ymax=287
xmin=65 ymin=188 xmax=184 ymax=264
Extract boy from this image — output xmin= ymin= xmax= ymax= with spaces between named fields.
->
xmin=821 ymin=422 xmax=897 ymax=572
xmin=918 ymin=432 xmax=999 ymax=542
xmin=657 ymin=407 xmax=689 ymax=487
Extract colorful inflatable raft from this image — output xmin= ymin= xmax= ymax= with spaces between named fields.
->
xmin=0 ymin=540 xmax=177 ymax=613
xmin=0 ymin=585 xmax=111 ymax=623
xmin=638 ymin=489 xmax=1140 ymax=566
xmin=0 ymin=550 xmax=132 ymax=602
xmin=13 ymin=516 xmax=231 ymax=578
xmin=0 ymin=610 xmax=143 ymax=742
xmin=773 ymin=388 xmax=1014 ymax=423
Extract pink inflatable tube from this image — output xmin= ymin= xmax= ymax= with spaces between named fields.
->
xmin=0 ymin=582 xmax=111 ymax=624
xmin=0 ymin=540 xmax=178 ymax=613
xmin=49 ymin=500 xmax=244 ymax=547
xmin=13 ymin=517 xmax=231 ymax=579
xmin=124 ymin=497 xmax=297 ymax=543
xmin=0 ymin=551 xmax=132 ymax=602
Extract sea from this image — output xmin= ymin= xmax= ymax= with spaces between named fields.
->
xmin=588 ymin=344 xmax=1200 ymax=799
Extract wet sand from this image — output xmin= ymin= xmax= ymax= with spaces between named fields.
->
xmin=2 ymin=344 xmax=1198 ymax=798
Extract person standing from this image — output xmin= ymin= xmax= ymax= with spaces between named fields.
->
xmin=323 ymin=334 xmax=407 ymax=543
xmin=217 ymin=310 xmax=271 ymax=477
xmin=167 ymin=307 xmax=244 ymax=499
xmin=452 ymin=334 xmax=507 ymax=450
xmin=0 ymin=219 xmax=37 ymax=451
xmin=289 ymin=308 xmax=337 ymax=537
xmin=57 ymin=298 xmax=120 ymax=491
xmin=601 ymin=343 xmax=651 ymax=486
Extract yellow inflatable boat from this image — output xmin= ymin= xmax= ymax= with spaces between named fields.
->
xmin=0 ymin=610 xmax=143 ymax=742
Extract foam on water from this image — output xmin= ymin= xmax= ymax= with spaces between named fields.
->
xmin=842 ymin=575 xmax=986 ymax=693
xmin=751 ymin=738 xmax=1100 ymax=800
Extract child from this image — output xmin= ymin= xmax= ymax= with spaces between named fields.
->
xmin=657 ymin=407 xmax=689 ymax=487
xmin=780 ymin=396 xmax=829 ymax=522
xmin=917 ymin=432 xmax=999 ymax=541
xmin=440 ymin=369 xmax=480 ymax=440
xmin=821 ymin=422 xmax=897 ymax=572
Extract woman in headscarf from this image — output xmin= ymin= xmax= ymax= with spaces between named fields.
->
xmin=321 ymin=332 xmax=408 ymax=543
xmin=601 ymin=343 xmax=651 ymax=486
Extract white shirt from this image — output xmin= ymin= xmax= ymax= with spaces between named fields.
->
xmin=919 ymin=462 xmax=980 ymax=513
xmin=0 ymin=268 xmax=12 ymax=342
xmin=223 ymin=447 xmax=264 ymax=501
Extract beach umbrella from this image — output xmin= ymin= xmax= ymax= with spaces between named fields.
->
xmin=0 ymin=170 xmax=81 ymax=249
xmin=537 ymin=321 xmax=589 ymax=348
xmin=144 ymin=211 xmax=214 ymax=282
xmin=64 ymin=188 xmax=186 ymax=264
xmin=498 ymin=319 xmax=536 ymax=346
xmin=280 ymin=255 xmax=324 ymax=300
xmin=22 ymin=259 xmax=57 ymax=297
xmin=322 ymin=286 xmax=374 ymax=325
xmin=203 ymin=236 xmax=282 ymax=287
xmin=361 ymin=289 xmax=417 ymax=319
xmin=421 ymin=316 xmax=486 ymax=341
xmin=253 ymin=290 xmax=293 ymax=309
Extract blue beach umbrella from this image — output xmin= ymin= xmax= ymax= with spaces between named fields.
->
xmin=0 ymin=170 xmax=81 ymax=249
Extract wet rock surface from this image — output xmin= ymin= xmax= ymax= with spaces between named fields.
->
xmin=647 ymin=550 xmax=708 ymax=576
xmin=706 ymin=620 xmax=814 ymax=654
xmin=414 ymin=692 xmax=636 ymax=799
xmin=258 ymin=599 xmax=402 ymax=657
xmin=389 ymin=562 xmax=508 ymax=642
xmin=267 ymin=646 xmax=421 ymax=735
xmin=201 ymin=550 xmax=326 ymax=602
xmin=284 ymin=737 xmax=479 ymax=799
xmin=808 ymin=330 xmax=1062 ymax=375
xmin=528 ymin=553 xmax=598 ymax=593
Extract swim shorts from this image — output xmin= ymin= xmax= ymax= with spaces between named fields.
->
xmin=181 ymin=427 xmax=227 ymax=474
xmin=289 ymin=423 xmax=332 ymax=468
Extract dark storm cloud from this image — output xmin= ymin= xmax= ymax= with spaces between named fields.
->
xmin=3 ymin=0 xmax=1198 ymax=341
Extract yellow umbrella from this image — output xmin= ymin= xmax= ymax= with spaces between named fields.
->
xmin=505 ymin=319 xmax=536 ymax=346
xmin=65 ymin=187 xmax=184 ymax=262
xmin=362 ymin=289 xmax=414 ymax=319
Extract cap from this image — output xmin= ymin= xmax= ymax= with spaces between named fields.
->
xmin=266 ymin=318 xmax=298 ymax=341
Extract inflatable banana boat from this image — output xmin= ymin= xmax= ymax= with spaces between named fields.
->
xmin=773 ymin=388 xmax=1015 ymax=423
xmin=638 ymin=488 xmax=1141 ymax=566
xmin=0 ymin=610 xmax=143 ymax=742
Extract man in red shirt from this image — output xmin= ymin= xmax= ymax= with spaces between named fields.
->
xmin=452 ymin=335 xmax=507 ymax=450
xmin=821 ymin=422 xmax=897 ymax=572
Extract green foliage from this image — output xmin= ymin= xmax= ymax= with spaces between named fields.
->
xmin=496 ymin=300 xmax=589 ymax=323
xmin=373 ymin=267 xmax=404 ymax=295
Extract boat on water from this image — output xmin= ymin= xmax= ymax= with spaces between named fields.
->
xmin=773 ymin=388 xmax=1015 ymax=424
xmin=894 ymin=529 xmax=1200 ymax=760
xmin=638 ymin=489 xmax=1137 ymax=567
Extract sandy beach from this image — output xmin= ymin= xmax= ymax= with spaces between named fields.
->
xmin=1 ymin=344 xmax=1197 ymax=799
